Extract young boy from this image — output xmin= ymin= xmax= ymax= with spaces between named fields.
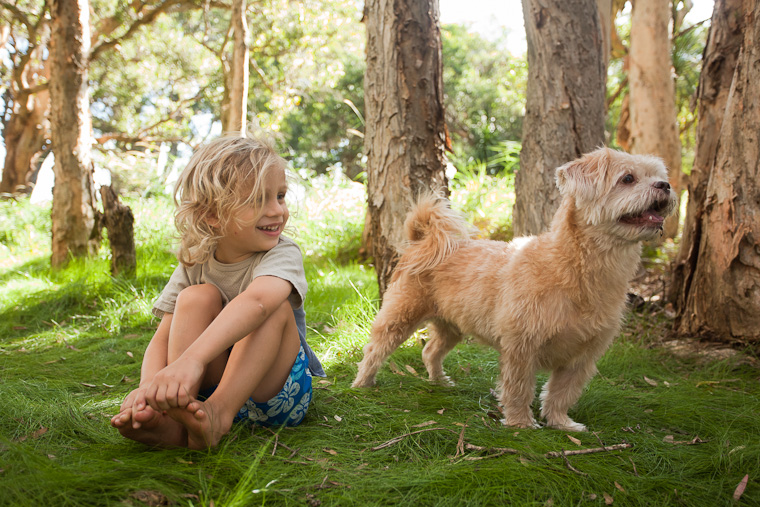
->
xmin=111 ymin=133 xmax=324 ymax=449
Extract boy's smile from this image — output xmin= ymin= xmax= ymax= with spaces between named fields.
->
xmin=214 ymin=167 xmax=289 ymax=264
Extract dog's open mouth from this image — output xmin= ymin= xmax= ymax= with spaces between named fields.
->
xmin=619 ymin=199 xmax=670 ymax=228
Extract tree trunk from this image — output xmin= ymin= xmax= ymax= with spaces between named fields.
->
xmin=672 ymin=0 xmax=759 ymax=344
xmin=628 ymin=0 xmax=682 ymax=239
xmin=669 ymin=0 xmax=743 ymax=316
xmin=0 ymin=91 xmax=49 ymax=194
xmin=100 ymin=185 xmax=136 ymax=277
xmin=49 ymin=0 xmax=100 ymax=267
xmin=0 ymin=32 xmax=51 ymax=195
xmin=515 ymin=0 xmax=606 ymax=236
xmin=364 ymin=0 xmax=449 ymax=297
xmin=226 ymin=0 xmax=249 ymax=134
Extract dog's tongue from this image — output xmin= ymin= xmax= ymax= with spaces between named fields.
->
xmin=622 ymin=210 xmax=664 ymax=226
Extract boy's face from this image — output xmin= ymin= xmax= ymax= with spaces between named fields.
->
xmin=214 ymin=167 xmax=289 ymax=264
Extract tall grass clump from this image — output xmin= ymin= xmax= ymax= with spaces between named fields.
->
xmin=449 ymin=140 xmax=519 ymax=241
xmin=289 ymin=168 xmax=367 ymax=264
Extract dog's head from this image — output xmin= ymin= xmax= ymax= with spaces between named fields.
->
xmin=555 ymin=147 xmax=678 ymax=242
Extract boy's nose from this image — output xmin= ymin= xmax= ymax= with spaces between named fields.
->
xmin=264 ymin=199 xmax=285 ymax=216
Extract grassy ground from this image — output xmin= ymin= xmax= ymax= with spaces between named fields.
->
xmin=1 ymin=176 xmax=758 ymax=506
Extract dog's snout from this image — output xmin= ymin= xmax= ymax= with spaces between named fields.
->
xmin=653 ymin=181 xmax=671 ymax=192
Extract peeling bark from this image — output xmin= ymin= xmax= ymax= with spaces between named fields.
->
xmin=670 ymin=0 xmax=743 ymax=320
xmin=49 ymin=0 xmax=100 ymax=267
xmin=515 ymin=0 xmax=606 ymax=236
xmin=364 ymin=0 xmax=449 ymax=297
xmin=674 ymin=0 xmax=760 ymax=344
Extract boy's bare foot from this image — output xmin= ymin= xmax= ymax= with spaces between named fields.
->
xmin=111 ymin=407 xmax=186 ymax=447
xmin=167 ymin=399 xmax=232 ymax=450
xmin=111 ymin=405 xmax=161 ymax=430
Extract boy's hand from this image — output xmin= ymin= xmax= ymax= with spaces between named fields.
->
xmin=144 ymin=357 xmax=204 ymax=410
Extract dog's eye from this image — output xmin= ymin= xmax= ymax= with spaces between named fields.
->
xmin=621 ymin=174 xmax=635 ymax=184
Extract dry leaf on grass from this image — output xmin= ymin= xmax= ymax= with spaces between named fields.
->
xmin=614 ymin=482 xmax=625 ymax=492
xmin=333 ymin=415 xmax=342 ymax=422
xmin=733 ymin=474 xmax=749 ymax=501
xmin=603 ymin=492 xmax=614 ymax=505
xmin=437 ymin=408 xmax=446 ymax=415
xmin=323 ymin=448 xmax=338 ymax=455
xmin=566 ymin=434 xmax=582 ymax=446
xmin=389 ymin=361 xmax=405 ymax=376
xmin=643 ymin=376 xmax=658 ymax=387
xmin=411 ymin=420 xmax=437 ymax=428
xmin=404 ymin=364 xmax=418 ymax=376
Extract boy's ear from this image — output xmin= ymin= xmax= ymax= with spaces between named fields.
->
xmin=205 ymin=213 xmax=220 ymax=229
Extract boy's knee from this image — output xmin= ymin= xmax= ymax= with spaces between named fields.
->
xmin=176 ymin=284 xmax=223 ymax=313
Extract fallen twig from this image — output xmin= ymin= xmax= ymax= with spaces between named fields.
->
xmin=454 ymin=415 xmax=476 ymax=458
xmin=545 ymin=442 xmax=632 ymax=458
xmin=559 ymin=450 xmax=589 ymax=477
xmin=464 ymin=443 xmax=520 ymax=455
xmin=370 ymin=427 xmax=459 ymax=451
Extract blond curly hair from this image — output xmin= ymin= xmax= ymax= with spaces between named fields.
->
xmin=173 ymin=132 xmax=286 ymax=266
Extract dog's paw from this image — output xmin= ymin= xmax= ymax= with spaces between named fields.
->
xmin=351 ymin=377 xmax=376 ymax=388
xmin=546 ymin=418 xmax=587 ymax=432
xmin=428 ymin=375 xmax=455 ymax=387
xmin=501 ymin=417 xmax=540 ymax=429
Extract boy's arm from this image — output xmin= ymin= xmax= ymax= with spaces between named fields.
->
xmin=125 ymin=314 xmax=171 ymax=415
xmin=143 ymin=276 xmax=293 ymax=410
xmin=140 ymin=314 xmax=172 ymax=386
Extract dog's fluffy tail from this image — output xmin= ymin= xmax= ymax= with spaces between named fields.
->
xmin=398 ymin=192 xmax=474 ymax=277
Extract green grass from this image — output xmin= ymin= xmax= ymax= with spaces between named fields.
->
xmin=1 ymin=176 xmax=759 ymax=506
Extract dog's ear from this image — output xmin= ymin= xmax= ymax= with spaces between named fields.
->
xmin=555 ymin=148 xmax=610 ymax=201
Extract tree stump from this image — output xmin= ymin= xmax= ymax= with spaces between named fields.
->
xmin=100 ymin=185 xmax=136 ymax=277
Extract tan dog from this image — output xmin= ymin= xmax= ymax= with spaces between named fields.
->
xmin=352 ymin=147 xmax=678 ymax=431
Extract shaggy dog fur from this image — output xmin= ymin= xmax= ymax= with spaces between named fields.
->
xmin=352 ymin=147 xmax=678 ymax=431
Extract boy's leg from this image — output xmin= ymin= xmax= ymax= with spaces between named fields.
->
xmin=113 ymin=284 xmax=226 ymax=446
xmin=167 ymin=300 xmax=300 ymax=449
xmin=167 ymin=284 xmax=228 ymax=391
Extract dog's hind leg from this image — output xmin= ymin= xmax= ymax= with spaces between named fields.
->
xmin=422 ymin=320 xmax=463 ymax=386
xmin=352 ymin=287 xmax=430 ymax=388
xmin=539 ymin=359 xmax=597 ymax=432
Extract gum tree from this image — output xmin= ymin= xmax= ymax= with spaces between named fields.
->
xmin=363 ymin=0 xmax=449 ymax=297
xmin=670 ymin=0 xmax=759 ymax=344
xmin=514 ymin=0 xmax=606 ymax=235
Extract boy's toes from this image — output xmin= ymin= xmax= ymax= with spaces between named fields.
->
xmin=110 ymin=410 xmax=131 ymax=428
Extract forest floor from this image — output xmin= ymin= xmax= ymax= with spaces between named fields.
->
xmin=1 ymin=180 xmax=758 ymax=506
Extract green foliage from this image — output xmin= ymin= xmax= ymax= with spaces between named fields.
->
xmin=441 ymin=24 xmax=527 ymax=165
xmin=449 ymin=141 xmax=519 ymax=241
xmin=2 ymin=183 xmax=760 ymax=506
xmin=280 ymin=51 xmax=366 ymax=178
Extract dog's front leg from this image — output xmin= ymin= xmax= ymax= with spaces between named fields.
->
xmin=497 ymin=353 xmax=540 ymax=429
xmin=539 ymin=359 xmax=598 ymax=432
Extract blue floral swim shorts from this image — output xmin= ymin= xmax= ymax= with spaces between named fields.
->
xmin=198 ymin=345 xmax=313 ymax=427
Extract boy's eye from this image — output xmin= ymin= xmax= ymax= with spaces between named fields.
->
xmin=278 ymin=192 xmax=287 ymax=200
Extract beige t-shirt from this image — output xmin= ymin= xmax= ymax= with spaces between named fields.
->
xmin=151 ymin=236 xmax=326 ymax=377
xmin=153 ymin=236 xmax=307 ymax=318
